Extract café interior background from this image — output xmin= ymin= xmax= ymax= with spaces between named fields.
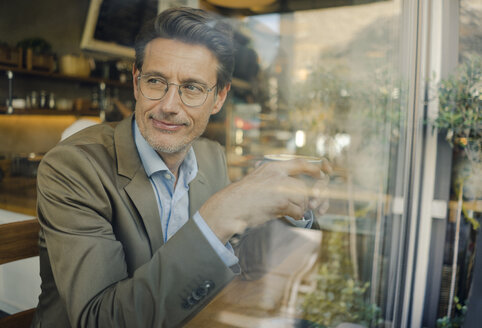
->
xmin=0 ymin=0 xmax=480 ymax=327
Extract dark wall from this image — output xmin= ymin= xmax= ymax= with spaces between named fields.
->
xmin=0 ymin=1 xmax=136 ymax=120
xmin=0 ymin=0 xmax=91 ymax=56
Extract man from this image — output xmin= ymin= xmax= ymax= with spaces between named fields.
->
xmin=32 ymin=7 xmax=326 ymax=327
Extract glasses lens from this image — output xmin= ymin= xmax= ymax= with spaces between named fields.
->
xmin=180 ymin=84 xmax=208 ymax=107
xmin=140 ymin=76 xmax=168 ymax=100
xmin=139 ymin=76 xmax=211 ymax=107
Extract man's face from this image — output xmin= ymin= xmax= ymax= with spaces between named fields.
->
xmin=133 ymin=38 xmax=229 ymax=156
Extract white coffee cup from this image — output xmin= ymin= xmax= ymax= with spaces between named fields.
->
xmin=263 ymin=154 xmax=322 ymax=164
xmin=263 ymin=154 xmax=323 ymax=187
xmin=262 ymin=154 xmax=323 ymax=224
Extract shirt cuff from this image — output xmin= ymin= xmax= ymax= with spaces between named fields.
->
xmin=283 ymin=210 xmax=314 ymax=228
xmin=193 ymin=212 xmax=239 ymax=268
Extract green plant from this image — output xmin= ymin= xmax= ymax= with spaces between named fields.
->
xmin=436 ymin=297 xmax=467 ymax=328
xmin=432 ymin=56 xmax=480 ymax=327
xmin=301 ymin=229 xmax=382 ymax=328
xmin=16 ymin=37 xmax=52 ymax=54
xmin=433 ymin=55 xmax=481 ymax=210
xmin=432 ymin=55 xmax=482 ymax=229
xmin=433 ymin=55 xmax=481 ymax=162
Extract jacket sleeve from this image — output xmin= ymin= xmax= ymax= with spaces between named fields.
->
xmin=37 ymin=144 xmax=236 ymax=328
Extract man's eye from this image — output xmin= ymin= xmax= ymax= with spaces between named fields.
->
xmin=146 ymin=77 xmax=166 ymax=85
xmin=182 ymin=84 xmax=204 ymax=93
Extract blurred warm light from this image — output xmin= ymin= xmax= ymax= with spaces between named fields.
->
xmin=235 ymin=129 xmax=244 ymax=144
xmin=334 ymin=133 xmax=351 ymax=153
xmin=0 ymin=114 xmax=100 ymax=154
xmin=296 ymin=68 xmax=310 ymax=81
xmin=316 ymin=135 xmax=326 ymax=156
xmin=295 ymin=130 xmax=306 ymax=148
xmin=316 ymin=134 xmax=351 ymax=157
xmin=235 ymin=117 xmax=244 ymax=129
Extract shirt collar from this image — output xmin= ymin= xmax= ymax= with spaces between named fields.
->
xmin=133 ymin=119 xmax=198 ymax=183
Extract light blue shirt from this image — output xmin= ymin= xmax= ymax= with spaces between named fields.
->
xmin=133 ymin=120 xmax=238 ymax=267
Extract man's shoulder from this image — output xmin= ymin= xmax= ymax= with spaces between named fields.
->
xmin=60 ymin=121 xmax=118 ymax=147
xmin=42 ymin=121 xmax=122 ymax=170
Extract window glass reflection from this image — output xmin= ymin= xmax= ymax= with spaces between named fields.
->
xmin=193 ymin=1 xmax=410 ymax=327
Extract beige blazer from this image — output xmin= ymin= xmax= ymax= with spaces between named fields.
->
xmin=32 ymin=116 xmax=238 ymax=327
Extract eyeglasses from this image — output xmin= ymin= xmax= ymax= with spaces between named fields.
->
xmin=137 ymin=74 xmax=217 ymax=107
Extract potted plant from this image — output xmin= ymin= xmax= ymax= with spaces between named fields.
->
xmin=432 ymin=55 xmax=481 ymax=226
xmin=431 ymin=55 xmax=481 ymax=327
xmin=435 ymin=56 xmax=481 ymax=150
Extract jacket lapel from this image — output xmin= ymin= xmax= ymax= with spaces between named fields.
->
xmin=189 ymin=140 xmax=222 ymax=217
xmin=189 ymin=169 xmax=209 ymax=217
xmin=114 ymin=116 xmax=163 ymax=253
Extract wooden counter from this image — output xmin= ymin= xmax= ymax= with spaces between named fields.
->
xmin=186 ymin=227 xmax=323 ymax=327
xmin=0 ymin=176 xmax=37 ymax=216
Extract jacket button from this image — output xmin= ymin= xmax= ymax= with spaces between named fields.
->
xmin=203 ymin=280 xmax=214 ymax=291
xmin=182 ymin=295 xmax=198 ymax=309
xmin=193 ymin=287 xmax=206 ymax=300
xmin=182 ymin=280 xmax=215 ymax=310
xmin=195 ymin=280 xmax=214 ymax=298
xmin=187 ymin=296 xmax=197 ymax=305
xmin=182 ymin=300 xmax=191 ymax=310
xmin=192 ymin=289 xmax=202 ymax=300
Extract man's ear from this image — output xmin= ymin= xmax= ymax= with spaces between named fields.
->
xmin=132 ymin=64 xmax=140 ymax=100
xmin=211 ymin=83 xmax=231 ymax=115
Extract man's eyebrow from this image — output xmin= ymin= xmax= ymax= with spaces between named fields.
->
xmin=142 ymin=71 xmax=167 ymax=78
xmin=141 ymin=71 xmax=210 ymax=86
xmin=181 ymin=78 xmax=209 ymax=87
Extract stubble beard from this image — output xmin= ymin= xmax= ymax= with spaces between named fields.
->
xmin=142 ymin=112 xmax=193 ymax=154
xmin=140 ymin=112 xmax=211 ymax=155
xmin=144 ymin=130 xmax=195 ymax=154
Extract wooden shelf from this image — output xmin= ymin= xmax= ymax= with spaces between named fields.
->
xmin=0 ymin=65 xmax=132 ymax=88
xmin=0 ymin=106 xmax=100 ymax=116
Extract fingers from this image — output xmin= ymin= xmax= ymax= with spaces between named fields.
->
xmin=304 ymin=159 xmax=330 ymax=216
xmin=260 ymin=157 xmax=329 ymax=205
xmin=320 ymin=157 xmax=333 ymax=175
xmin=286 ymin=159 xmax=322 ymax=179
xmin=316 ymin=199 xmax=330 ymax=216
xmin=271 ymin=189 xmax=307 ymax=220
xmin=244 ymin=157 xmax=331 ymax=222
xmin=275 ymin=178 xmax=310 ymax=211
xmin=283 ymin=201 xmax=307 ymax=220
xmin=308 ymin=194 xmax=330 ymax=215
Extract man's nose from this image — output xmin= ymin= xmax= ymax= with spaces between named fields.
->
xmin=158 ymin=85 xmax=182 ymax=113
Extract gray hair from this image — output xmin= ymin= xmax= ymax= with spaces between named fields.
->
xmin=135 ymin=7 xmax=234 ymax=91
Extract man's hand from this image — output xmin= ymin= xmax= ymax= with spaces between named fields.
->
xmin=308 ymin=159 xmax=331 ymax=217
xmin=199 ymin=158 xmax=329 ymax=244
